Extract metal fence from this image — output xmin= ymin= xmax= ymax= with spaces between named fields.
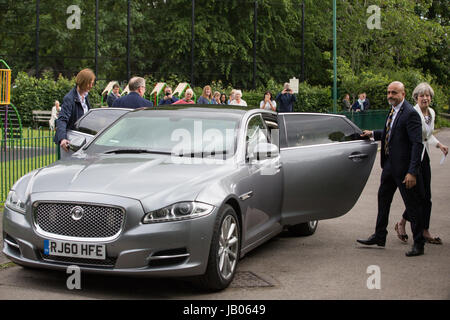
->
xmin=1 ymin=127 xmax=58 ymax=204
xmin=338 ymin=109 xmax=389 ymax=130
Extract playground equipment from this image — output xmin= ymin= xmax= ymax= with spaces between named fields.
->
xmin=173 ymin=82 xmax=196 ymax=102
xmin=100 ymin=81 xmax=121 ymax=107
xmin=0 ymin=59 xmax=22 ymax=140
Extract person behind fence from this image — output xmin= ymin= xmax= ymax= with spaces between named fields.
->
xmin=342 ymin=93 xmax=351 ymax=111
xmin=394 ymin=82 xmax=449 ymax=245
xmin=112 ymin=76 xmax=153 ymax=109
xmin=173 ymin=88 xmax=195 ymax=104
xmin=49 ymin=100 xmax=61 ymax=131
xmin=107 ymin=83 xmax=121 ymax=107
xmin=197 ymin=85 xmax=213 ymax=104
xmin=227 ymin=89 xmax=237 ymax=105
xmin=213 ymin=91 xmax=221 ymax=104
xmin=363 ymin=92 xmax=370 ymax=110
xmin=229 ymin=90 xmax=247 ymax=106
xmin=54 ymin=68 xmax=95 ymax=152
xmin=352 ymin=93 xmax=369 ymax=112
xmin=260 ymin=91 xmax=276 ymax=111
xmin=220 ymin=93 xmax=227 ymax=105
xmin=158 ymin=86 xmax=179 ymax=105
xmin=276 ymin=83 xmax=296 ymax=112
xmin=357 ymin=81 xmax=426 ymax=257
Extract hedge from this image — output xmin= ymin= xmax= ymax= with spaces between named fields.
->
xmin=9 ymin=71 xmax=449 ymax=128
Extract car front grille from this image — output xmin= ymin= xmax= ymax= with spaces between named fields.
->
xmin=34 ymin=202 xmax=125 ymax=240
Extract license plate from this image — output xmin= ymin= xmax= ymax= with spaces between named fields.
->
xmin=44 ymin=239 xmax=106 ymax=260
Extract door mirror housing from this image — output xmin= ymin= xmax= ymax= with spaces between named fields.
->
xmin=254 ymin=142 xmax=279 ymax=161
xmin=69 ymin=136 xmax=87 ymax=152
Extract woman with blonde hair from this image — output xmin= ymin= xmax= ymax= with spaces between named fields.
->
xmin=197 ymin=85 xmax=213 ymax=104
xmin=395 ymin=82 xmax=448 ymax=245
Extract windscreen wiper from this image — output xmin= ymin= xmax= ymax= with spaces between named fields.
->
xmin=176 ymin=150 xmax=230 ymax=158
xmin=104 ymin=148 xmax=171 ymax=155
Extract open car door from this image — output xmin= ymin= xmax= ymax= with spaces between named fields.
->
xmin=278 ymin=113 xmax=377 ymax=226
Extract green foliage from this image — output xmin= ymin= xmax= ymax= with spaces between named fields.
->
xmin=294 ymin=83 xmax=332 ymax=113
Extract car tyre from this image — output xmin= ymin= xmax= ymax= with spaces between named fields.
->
xmin=288 ymin=220 xmax=318 ymax=236
xmin=198 ymin=204 xmax=240 ymax=291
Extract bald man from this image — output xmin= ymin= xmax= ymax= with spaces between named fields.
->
xmin=357 ymin=81 xmax=425 ymax=256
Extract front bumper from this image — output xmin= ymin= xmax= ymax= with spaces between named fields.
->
xmin=2 ymin=192 xmax=216 ymax=277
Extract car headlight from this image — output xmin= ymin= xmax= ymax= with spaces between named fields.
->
xmin=5 ymin=190 xmax=26 ymax=214
xmin=142 ymin=202 xmax=214 ymax=224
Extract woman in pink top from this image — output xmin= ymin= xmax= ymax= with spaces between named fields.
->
xmin=173 ymin=88 xmax=195 ymax=104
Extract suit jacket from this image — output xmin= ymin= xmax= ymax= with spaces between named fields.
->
xmin=413 ymin=104 xmax=439 ymax=161
xmin=373 ymin=100 xmax=422 ymax=178
xmin=112 ymin=92 xmax=153 ymax=109
xmin=106 ymin=91 xmax=119 ymax=107
xmin=54 ymin=86 xmax=91 ymax=145
xmin=351 ymin=99 xmax=370 ymax=111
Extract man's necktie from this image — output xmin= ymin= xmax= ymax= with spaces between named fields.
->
xmin=384 ymin=107 xmax=395 ymax=155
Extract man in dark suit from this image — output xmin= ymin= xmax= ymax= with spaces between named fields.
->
xmin=357 ymin=81 xmax=426 ymax=257
xmin=112 ymin=77 xmax=153 ymax=109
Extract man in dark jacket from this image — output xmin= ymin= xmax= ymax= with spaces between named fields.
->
xmin=351 ymin=93 xmax=370 ymax=112
xmin=112 ymin=77 xmax=153 ymax=109
xmin=357 ymin=81 xmax=425 ymax=257
xmin=275 ymin=83 xmax=297 ymax=112
xmin=158 ymin=86 xmax=179 ymax=105
xmin=54 ymin=68 xmax=95 ymax=152
xmin=107 ymin=83 xmax=121 ymax=107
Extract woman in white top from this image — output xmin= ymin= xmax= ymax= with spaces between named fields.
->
xmin=229 ymin=90 xmax=247 ymax=107
xmin=49 ymin=100 xmax=61 ymax=131
xmin=395 ymin=83 xmax=448 ymax=245
xmin=259 ymin=91 xmax=276 ymax=111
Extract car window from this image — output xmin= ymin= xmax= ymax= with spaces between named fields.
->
xmin=283 ymin=114 xmax=362 ymax=148
xmin=76 ymin=109 xmax=131 ymax=135
xmin=246 ymin=114 xmax=269 ymax=158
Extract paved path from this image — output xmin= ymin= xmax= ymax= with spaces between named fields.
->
xmin=1 ymin=129 xmax=449 ymax=299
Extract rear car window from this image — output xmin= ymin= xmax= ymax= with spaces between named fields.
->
xmin=282 ymin=114 xmax=362 ymax=148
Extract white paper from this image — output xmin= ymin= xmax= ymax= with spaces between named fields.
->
xmin=440 ymin=154 xmax=447 ymax=165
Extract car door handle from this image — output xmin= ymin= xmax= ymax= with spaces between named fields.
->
xmin=348 ymin=153 xmax=368 ymax=160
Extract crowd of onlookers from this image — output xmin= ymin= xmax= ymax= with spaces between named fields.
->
xmin=105 ymin=79 xmax=299 ymax=113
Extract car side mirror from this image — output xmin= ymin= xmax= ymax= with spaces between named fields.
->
xmin=69 ymin=136 xmax=87 ymax=152
xmin=254 ymin=142 xmax=279 ymax=161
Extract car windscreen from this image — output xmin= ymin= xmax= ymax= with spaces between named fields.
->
xmin=87 ymin=111 xmax=240 ymax=157
xmin=75 ymin=109 xmax=131 ymax=135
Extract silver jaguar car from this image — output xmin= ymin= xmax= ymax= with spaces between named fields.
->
xmin=2 ymin=106 xmax=377 ymax=290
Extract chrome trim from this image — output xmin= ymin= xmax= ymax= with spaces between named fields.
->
xmin=4 ymin=238 xmax=20 ymax=249
xmin=32 ymin=201 xmax=125 ymax=242
xmin=280 ymin=139 xmax=372 ymax=151
xmin=239 ymin=191 xmax=253 ymax=201
xmin=278 ymin=112 xmax=347 ymax=119
xmin=148 ymin=253 xmax=190 ymax=261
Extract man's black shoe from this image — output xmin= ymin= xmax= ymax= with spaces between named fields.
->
xmin=356 ymin=234 xmax=386 ymax=247
xmin=405 ymin=245 xmax=424 ymax=257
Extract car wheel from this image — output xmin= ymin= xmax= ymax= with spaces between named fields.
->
xmin=288 ymin=220 xmax=318 ymax=236
xmin=198 ymin=204 xmax=240 ymax=291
